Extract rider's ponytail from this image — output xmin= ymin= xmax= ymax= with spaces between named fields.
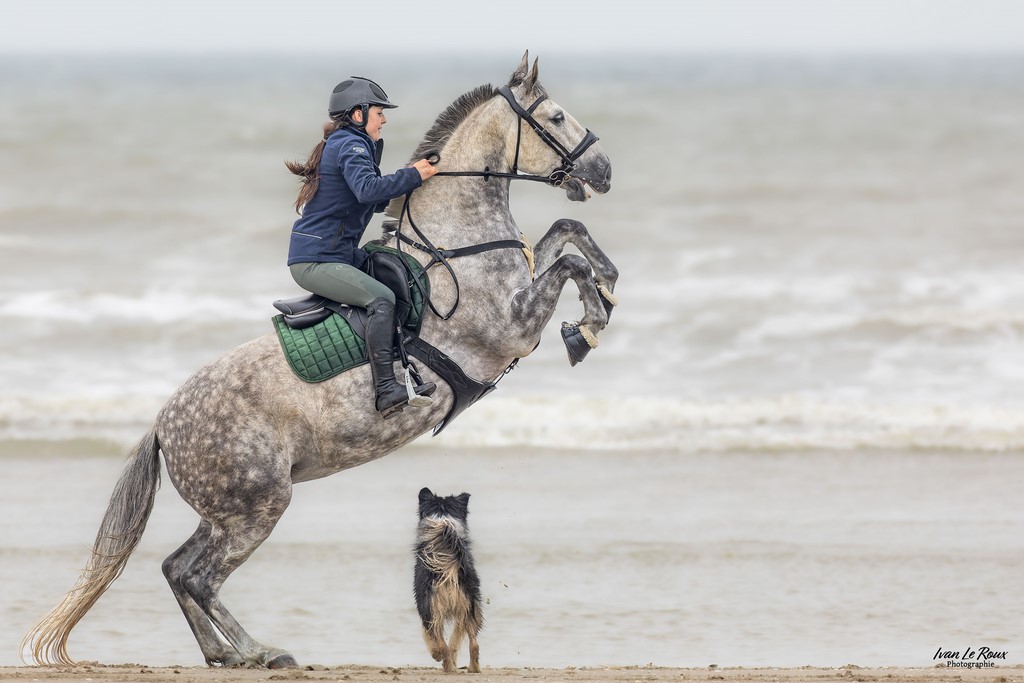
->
xmin=285 ymin=119 xmax=345 ymax=213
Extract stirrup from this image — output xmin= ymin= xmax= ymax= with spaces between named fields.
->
xmin=404 ymin=367 xmax=433 ymax=408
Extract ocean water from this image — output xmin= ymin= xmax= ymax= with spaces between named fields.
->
xmin=1 ymin=53 xmax=1022 ymax=667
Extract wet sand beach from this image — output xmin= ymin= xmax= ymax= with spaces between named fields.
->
xmin=2 ymin=665 xmax=1022 ymax=683
xmin=5 ymin=447 xmax=1022 ymax=670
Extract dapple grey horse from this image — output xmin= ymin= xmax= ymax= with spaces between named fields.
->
xmin=24 ymin=52 xmax=618 ymax=669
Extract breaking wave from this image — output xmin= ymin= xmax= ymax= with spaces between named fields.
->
xmin=3 ymin=393 xmax=1023 ymax=456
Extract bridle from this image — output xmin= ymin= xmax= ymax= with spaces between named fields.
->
xmin=394 ymin=85 xmax=600 ymax=320
xmin=420 ymin=85 xmax=600 ymax=187
xmin=492 ymin=85 xmax=600 ymax=187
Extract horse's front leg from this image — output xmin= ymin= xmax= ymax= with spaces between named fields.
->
xmin=532 ymin=218 xmax=619 ymax=319
xmin=511 ymin=253 xmax=609 ymax=366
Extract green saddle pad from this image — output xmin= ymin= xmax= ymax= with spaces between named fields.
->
xmin=273 ymin=312 xmax=368 ymax=383
xmin=273 ymin=244 xmax=428 ymax=383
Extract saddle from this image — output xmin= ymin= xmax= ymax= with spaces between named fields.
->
xmin=271 ymin=243 xmax=495 ymax=434
xmin=274 ymin=243 xmax=426 ymax=335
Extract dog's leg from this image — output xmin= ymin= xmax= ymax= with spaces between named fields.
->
xmin=422 ymin=622 xmax=451 ymax=671
xmin=441 ymin=632 xmax=457 ymax=673
xmin=466 ymin=605 xmax=483 ymax=674
xmin=447 ymin=622 xmax=465 ymax=671
xmin=467 ymin=625 xmax=481 ymax=673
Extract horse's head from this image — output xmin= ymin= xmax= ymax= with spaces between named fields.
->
xmin=504 ymin=52 xmax=612 ymax=202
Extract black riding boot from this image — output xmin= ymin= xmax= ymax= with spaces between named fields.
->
xmin=365 ymin=297 xmax=435 ymax=418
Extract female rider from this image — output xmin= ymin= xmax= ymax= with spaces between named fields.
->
xmin=286 ymin=76 xmax=438 ymax=417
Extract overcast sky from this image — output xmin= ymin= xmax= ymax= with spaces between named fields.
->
xmin=1 ymin=0 xmax=1022 ymax=54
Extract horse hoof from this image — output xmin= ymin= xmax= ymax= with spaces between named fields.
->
xmin=207 ymin=653 xmax=246 ymax=668
xmin=265 ymin=652 xmax=299 ymax=669
xmin=561 ymin=322 xmax=598 ymax=367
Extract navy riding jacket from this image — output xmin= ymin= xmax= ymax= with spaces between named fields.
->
xmin=287 ymin=126 xmax=422 ymax=269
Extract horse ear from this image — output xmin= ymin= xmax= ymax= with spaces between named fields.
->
xmin=509 ymin=49 xmax=530 ymax=87
xmin=525 ymin=57 xmax=540 ymax=90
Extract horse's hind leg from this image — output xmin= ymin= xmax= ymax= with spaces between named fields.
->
xmin=162 ymin=521 xmax=243 ymax=666
xmin=180 ymin=490 xmax=297 ymax=669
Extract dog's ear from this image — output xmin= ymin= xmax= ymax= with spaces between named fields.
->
xmin=455 ymin=492 xmax=470 ymax=514
xmin=418 ymin=487 xmax=433 ymax=503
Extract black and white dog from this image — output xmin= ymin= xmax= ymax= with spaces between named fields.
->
xmin=414 ymin=487 xmax=483 ymax=673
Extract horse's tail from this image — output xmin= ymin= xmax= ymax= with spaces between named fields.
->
xmin=21 ymin=429 xmax=161 ymax=666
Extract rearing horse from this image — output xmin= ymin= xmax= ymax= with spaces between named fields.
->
xmin=23 ymin=52 xmax=618 ymax=669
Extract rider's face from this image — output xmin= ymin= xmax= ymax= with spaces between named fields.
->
xmin=358 ymin=105 xmax=387 ymax=142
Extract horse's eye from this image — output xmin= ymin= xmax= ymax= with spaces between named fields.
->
xmin=551 ymin=111 xmax=565 ymax=124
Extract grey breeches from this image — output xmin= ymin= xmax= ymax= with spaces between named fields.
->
xmin=290 ymin=262 xmax=396 ymax=308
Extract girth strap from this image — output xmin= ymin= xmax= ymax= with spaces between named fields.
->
xmin=403 ymin=334 xmax=497 ymax=435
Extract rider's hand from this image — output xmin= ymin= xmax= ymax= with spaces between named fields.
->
xmin=411 ymin=158 xmax=438 ymax=181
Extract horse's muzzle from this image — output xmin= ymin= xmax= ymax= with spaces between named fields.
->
xmin=589 ymin=161 xmax=612 ymax=194
xmin=564 ymin=160 xmax=612 ymax=202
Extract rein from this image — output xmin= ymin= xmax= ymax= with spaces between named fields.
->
xmin=395 ymin=194 xmax=523 ymax=321
xmin=394 ymin=86 xmax=599 ymax=320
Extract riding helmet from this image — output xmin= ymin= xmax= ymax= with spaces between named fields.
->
xmin=328 ymin=76 xmax=397 ymax=119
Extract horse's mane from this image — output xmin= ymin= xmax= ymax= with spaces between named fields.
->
xmin=407 ymin=84 xmax=499 ymax=163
